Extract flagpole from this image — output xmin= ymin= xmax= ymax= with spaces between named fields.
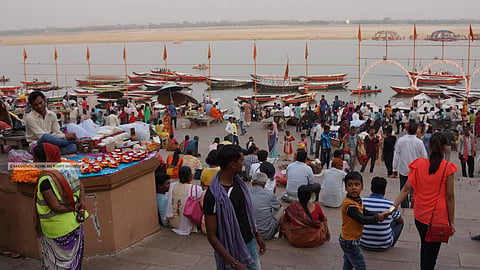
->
xmin=163 ymin=45 xmax=168 ymax=84
xmin=254 ymin=42 xmax=257 ymax=102
xmin=305 ymin=42 xmax=309 ymax=104
xmin=208 ymin=44 xmax=211 ymax=100
xmin=412 ymin=25 xmax=417 ymax=107
xmin=467 ymin=25 xmax=473 ymax=104
xmin=54 ymin=47 xmax=60 ymax=100
xmin=123 ymin=45 xmax=129 ymax=99
xmin=357 ymin=25 xmax=361 ymax=105
xmin=23 ymin=48 xmax=28 ymax=93
xmin=87 ymin=46 xmax=92 ymax=93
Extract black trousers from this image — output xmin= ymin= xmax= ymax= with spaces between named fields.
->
xmin=460 ymin=155 xmax=475 ymax=178
xmin=399 ymin=174 xmax=411 ymax=208
xmin=384 ymin=152 xmax=394 ymax=175
xmin=415 ymin=219 xmax=442 ymax=270
xmin=360 ymin=152 xmax=376 ymax=173
xmin=321 ymin=148 xmax=331 ymax=169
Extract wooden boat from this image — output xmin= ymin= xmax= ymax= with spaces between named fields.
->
xmin=207 ymin=78 xmax=252 ymax=89
xmin=254 ymin=79 xmax=304 ymax=91
xmin=416 ymin=76 xmax=461 ymax=85
xmin=300 ymin=73 xmax=348 ymax=82
xmin=29 ymin=85 xmax=61 ymax=91
xmin=284 ymin=94 xmax=316 ymax=104
xmin=349 ymin=88 xmax=382 ymax=94
xmin=409 ymin=71 xmax=466 ymax=80
xmin=150 ymin=68 xmax=175 ymax=75
xmin=0 ymin=86 xmax=21 ymax=95
xmin=76 ymin=78 xmax=125 ymax=86
xmin=251 ymin=74 xmax=303 ymax=81
xmin=299 ymin=80 xmax=350 ymax=93
xmin=237 ymin=93 xmax=296 ymax=103
xmin=144 ymin=80 xmax=192 ymax=90
xmin=192 ymin=64 xmax=209 ymax=70
xmin=390 ymin=86 xmax=444 ymax=96
xmin=176 ymin=72 xmax=208 ymax=81
xmin=21 ymin=79 xmax=52 ymax=87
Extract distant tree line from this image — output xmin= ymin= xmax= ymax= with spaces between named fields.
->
xmin=1 ymin=18 xmax=479 ymax=36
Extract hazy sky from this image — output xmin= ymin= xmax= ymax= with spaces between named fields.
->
xmin=3 ymin=0 xmax=478 ymax=31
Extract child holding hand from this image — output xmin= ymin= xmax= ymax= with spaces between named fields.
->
xmin=339 ymin=172 xmax=392 ymax=270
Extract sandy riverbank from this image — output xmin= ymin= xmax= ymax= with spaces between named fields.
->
xmin=0 ymin=24 xmax=477 ymax=46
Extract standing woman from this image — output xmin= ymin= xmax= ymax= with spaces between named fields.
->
xmin=382 ymin=126 xmax=396 ymax=177
xmin=283 ymin=130 xmax=295 ymax=161
xmin=34 ymin=143 xmax=87 ymax=269
xmin=393 ymin=132 xmax=457 ymax=270
xmin=144 ymin=102 xmax=151 ymax=124
xmin=267 ymin=123 xmax=278 ymax=158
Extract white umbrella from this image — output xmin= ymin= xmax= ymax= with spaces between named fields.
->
xmin=350 ymin=120 xmax=365 ymax=127
xmin=392 ymin=101 xmax=409 ymax=111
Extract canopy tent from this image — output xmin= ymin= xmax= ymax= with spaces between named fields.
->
xmin=391 ymin=101 xmax=410 ymax=111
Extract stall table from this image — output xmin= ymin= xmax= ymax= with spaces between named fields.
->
xmin=0 ymin=154 xmax=160 ymax=258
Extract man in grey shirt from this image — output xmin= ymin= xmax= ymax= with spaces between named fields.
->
xmin=443 ymin=124 xmax=455 ymax=161
xmin=285 ymin=150 xmax=315 ymax=200
xmin=249 ymin=172 xmax=282 ymax=240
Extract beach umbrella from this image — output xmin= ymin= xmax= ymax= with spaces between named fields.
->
xmin=155 ymin=84 xmax=183 ymax=95
xmin=97 ymin=90 xmax=123 ymax=100
xmin=391 ymin=101 xmax=410 ymax=111
xmin=157 ymin=90 xmax=198 ymax=106
xmin=350 ymin=120 xmax=365 ymax=128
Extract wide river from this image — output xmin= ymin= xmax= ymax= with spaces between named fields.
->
xmin=1 ymin=39 xmax=479 ymax=109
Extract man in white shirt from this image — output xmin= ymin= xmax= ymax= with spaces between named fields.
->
xmin=105 ymin=110 xmax=120 ymax=126
xmin=25 ymin=91 xmax=77 ymax=155
xmin=225 ymin=117 xmax=237 ymax=144
xmin=392 ymin=122 xmax=427 ymax=208
xmin=408 ymin=107 xmax=418 ymax=123
xmin=352 ymin=109 xmax=360 ymax=121
xmin=283 ymin=105 xmax=293 ymax=118
xmin=313 ymin=119 xmax=325 ymax=158
xmin=284 ymin=150 xmax=315 ymax=201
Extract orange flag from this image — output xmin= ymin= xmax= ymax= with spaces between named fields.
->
xmin=305 ymin=42 xmax=309 ymax=60
xmin=414 ymin=24 xmax=417 ymax=40
xmin=54 ymin=47 xmax=58 ymax=60
xmin=470 ymin=24 xmax=475 ymax=41
xmin=253 ymin=43 xmax=257 ymax=60
xmin=208 ymin=44 xmax=211 ymax=59
xmin=123 ymin=45 xmax=126 ymax=61
xmin=358 ymin=25 xmax=362 ymax=42
xmin=23 ymin=48 xmax=27 ymax=60
xmin=163 ymin=45 xmax=167 ymax=61
xmin=86 ymin=46 xmax=90 ymax=61
xmin=283 ymin=60 xmax=289 ymax=81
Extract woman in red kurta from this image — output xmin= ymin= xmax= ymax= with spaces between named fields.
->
xmin=393 ymin=132 xmax=457 ymax=270
xmin=283 ymin=130 xmax=295 ymax=161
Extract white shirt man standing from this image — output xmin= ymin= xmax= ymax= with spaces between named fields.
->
xmin=392 ymin=122 xmax=427 ymax=208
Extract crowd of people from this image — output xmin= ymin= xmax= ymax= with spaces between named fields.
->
xmin=13 ymin=91 xmax=479 ymax=269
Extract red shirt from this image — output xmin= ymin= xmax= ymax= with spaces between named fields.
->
xmin=364 ymin=135 xmax=379 ymax=154
xmin=409 ymin=158 xmax=458 ymax=225
xmin=129 ymin=116 xmax=137 ymax=123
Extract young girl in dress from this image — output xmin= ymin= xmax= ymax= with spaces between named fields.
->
xmin=284 ymin=130 xmax=295 ymax=161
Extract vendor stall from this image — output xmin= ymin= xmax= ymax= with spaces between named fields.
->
xmin=0 ymin=152 xmax=160 ymax=259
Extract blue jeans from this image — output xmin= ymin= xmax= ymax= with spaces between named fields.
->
xmin=239 ymin=121 xmax=246 ymax=135
xmin=214 ymin=239 xmax=261 ymax=270
xmin=37 ymin=133 xmax=77 ymax=155
xmin=339 ymin=236 xmax=366 ymax=270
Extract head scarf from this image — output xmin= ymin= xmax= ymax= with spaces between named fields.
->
xmin=332 ymin=158 xmax=343 ymax=169
xmin=43 ymin=143 xmax=61 ymax=163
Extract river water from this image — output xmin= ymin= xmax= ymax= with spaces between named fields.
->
xmin=1 ymin=39 xmax=479 ymax=109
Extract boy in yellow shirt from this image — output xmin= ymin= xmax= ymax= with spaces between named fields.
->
xmin=339 ymin=172 xmax=392 ymax=270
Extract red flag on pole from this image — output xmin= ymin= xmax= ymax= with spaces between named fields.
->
xmin=23 ymin=48 xmax=27 ymax=60
xmin=414 ymin=24 xmax=417 ymax=40
xmin=123 ymin=45 xmax=126 ymax=61
xmin=163 ymin=45 xmax=167 ymax=61
xmin=283 ymin=60 xmax=289 ymax=81
xmin=86 ymin=46 xmax=90 ymax=61
xmin=54 ymin=47 xmax=58 ymax=60
xmin=470 ymin=24 xmax=475 ymax=41
xmin=253 ymin=43 xmax=257 ymax=60
xmin=305 ymin=42 xmax=309 ymax=60
xmin=358 ymin=25 xmax=362 ymax=42
xmin=208 ymin=44 xmax=211 ymax=59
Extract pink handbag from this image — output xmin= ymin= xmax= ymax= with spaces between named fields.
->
xmin=183 ymin=185 xmax=203 ymax=226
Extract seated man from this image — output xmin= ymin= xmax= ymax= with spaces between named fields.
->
xmin=360 ymin=177 xmax=404 ymax=251
xmin=283 ymin=150 xmax=315 ymax=202
xmin=25 ymin=91 xmax=77 ymax=155
xmin=155 ymin=168 xmax=171 ymax=226
xmin=249 ymin=150 xmax=276 ymax=192
xmin=249 ymin=172 xmax=282 ymax=240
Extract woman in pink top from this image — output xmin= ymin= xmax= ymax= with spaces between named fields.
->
xmin=394 ymin=132 xmax=457 ymax=270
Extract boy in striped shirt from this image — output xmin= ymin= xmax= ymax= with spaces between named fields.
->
xmin=361 ymin=177 xmax=404 ymax=250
